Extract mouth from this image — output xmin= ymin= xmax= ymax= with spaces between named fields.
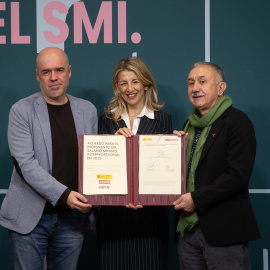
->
xmin=50 ymin=84 xmax=62 ymax=90
xmin=126 ymin=93 xmax=137 ymax=99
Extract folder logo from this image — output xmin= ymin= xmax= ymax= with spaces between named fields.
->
xmin=143 ymin=138 xmax=152 ymax=141
xmin=99 ymin=180 xmax=110 ymax=184
xmin=97 ymin=174 xmax=112 ymax=179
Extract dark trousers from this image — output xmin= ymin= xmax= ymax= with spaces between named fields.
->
xmin=178 ymin=226 xmax=251 ymax=270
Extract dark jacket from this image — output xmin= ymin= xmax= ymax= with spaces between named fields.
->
xmin=190 ymin=106 xmax=260 ymax=245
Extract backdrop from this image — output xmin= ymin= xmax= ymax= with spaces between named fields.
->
xmin=0 ymin=0 xmax=269 ymax=269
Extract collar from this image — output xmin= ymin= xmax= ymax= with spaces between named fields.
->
xmin=121 ymin=106 xmax=154 ymax=122
xmin=111 ymin=106 xmax=155 ymax=120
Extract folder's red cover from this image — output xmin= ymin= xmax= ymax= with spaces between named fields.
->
xmin=78 ymin=135 xmax=186 ymax=205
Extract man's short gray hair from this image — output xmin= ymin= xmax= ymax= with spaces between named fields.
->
xmin=194 ymin=61 xmax=225 ymax=82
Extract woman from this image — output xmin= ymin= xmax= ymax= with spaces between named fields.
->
xmin=98 ymin=57 xmax=172 ymax=270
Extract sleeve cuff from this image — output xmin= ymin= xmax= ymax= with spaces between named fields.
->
xmin=57 ymin=188 xmax=71 ymax=206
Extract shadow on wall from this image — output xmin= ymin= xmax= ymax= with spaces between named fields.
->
xmin=0 ymin=149 xmax=13 ymax=189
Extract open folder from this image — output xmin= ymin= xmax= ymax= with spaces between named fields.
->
xmin=78 ymin=134 xmax=186 ymax=205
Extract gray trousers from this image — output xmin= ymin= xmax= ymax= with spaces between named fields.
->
xmin=178 ymin=226 xmax=251 ymax=270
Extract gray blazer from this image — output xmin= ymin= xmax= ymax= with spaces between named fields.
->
xmin=0 ymin=92 xmax=97 ymax=234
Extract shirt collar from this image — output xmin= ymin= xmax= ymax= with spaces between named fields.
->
xmin=111 ymin=106 xmax=154 ymax=120
xmin=121 ymin=106 xmax=154 ymax=121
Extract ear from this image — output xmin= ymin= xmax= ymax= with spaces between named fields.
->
xmin=144 ymin=86 xmax=149 ymax=91
xmin=68 ymin=65 xmax=72 ymax=78
xmin=36 ymin=69 xmax=40 ymax=82
xmin=218 ymin=81 xmax=227 ymax=96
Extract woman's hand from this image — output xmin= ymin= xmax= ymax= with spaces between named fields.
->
xmin=115 ymin=127 xmax=134 ymax=138
xmin=126 ymin=203 xmax=143 ymax=210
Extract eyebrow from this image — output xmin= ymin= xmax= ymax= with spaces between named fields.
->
xmin=41 ymin=67 xmax=65 ymax=72
xmin=188 ymin=76 xmax=206 ymax=81
xmin=118 ymin=78 xmax=139 ymax=82
xmin=40 ymin=69 xmax=51 ymax=73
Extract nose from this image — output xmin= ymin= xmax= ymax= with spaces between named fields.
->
xmin=50 ymin=71 xmax=57 ymax=81
xmin=192 ymin=81 xmax=200 ymax=91
xmin=126 ymin=82 xmax=133 ymax=91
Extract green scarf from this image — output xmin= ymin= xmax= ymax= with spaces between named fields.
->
xmin=177 ymin=95 xmax=233 ymax=236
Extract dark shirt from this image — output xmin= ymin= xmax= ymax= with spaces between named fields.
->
xmin=187 ymin=110 xmax=203 ymax=179
xmin=43 ymin=101 xmax=78 ymax=214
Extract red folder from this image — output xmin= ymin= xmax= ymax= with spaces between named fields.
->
xmin=78 ymin=135 xmax=186 ymax=205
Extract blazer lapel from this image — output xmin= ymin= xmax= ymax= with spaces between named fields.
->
xmin=34 ymin=93 xmax=53 ymax=169
xmin=137 ymin=115 xmax=157 ymax=134
xmin=118 ymin=119 xmax=127 ymax=129
xmin=69 ymin=95 xmax=85 ymax=136
xmin=109 ymin=119 xmax=127 ymax=134
xmin=199 ymin=115 xmax=226 ymax=163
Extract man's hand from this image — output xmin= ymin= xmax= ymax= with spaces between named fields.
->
xmin=173 ymin=193 xmax=195 ymax=212
xmin=67 ymin=191 xmax=92 ymax=213
xmin=173 ymin=130 xmax=188 ymax=142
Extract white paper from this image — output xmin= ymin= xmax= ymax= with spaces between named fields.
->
xmin=139 ymin=135 xmax=182 ymax=194
xmin=83 ymin=135 xmax=127 ymax=195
